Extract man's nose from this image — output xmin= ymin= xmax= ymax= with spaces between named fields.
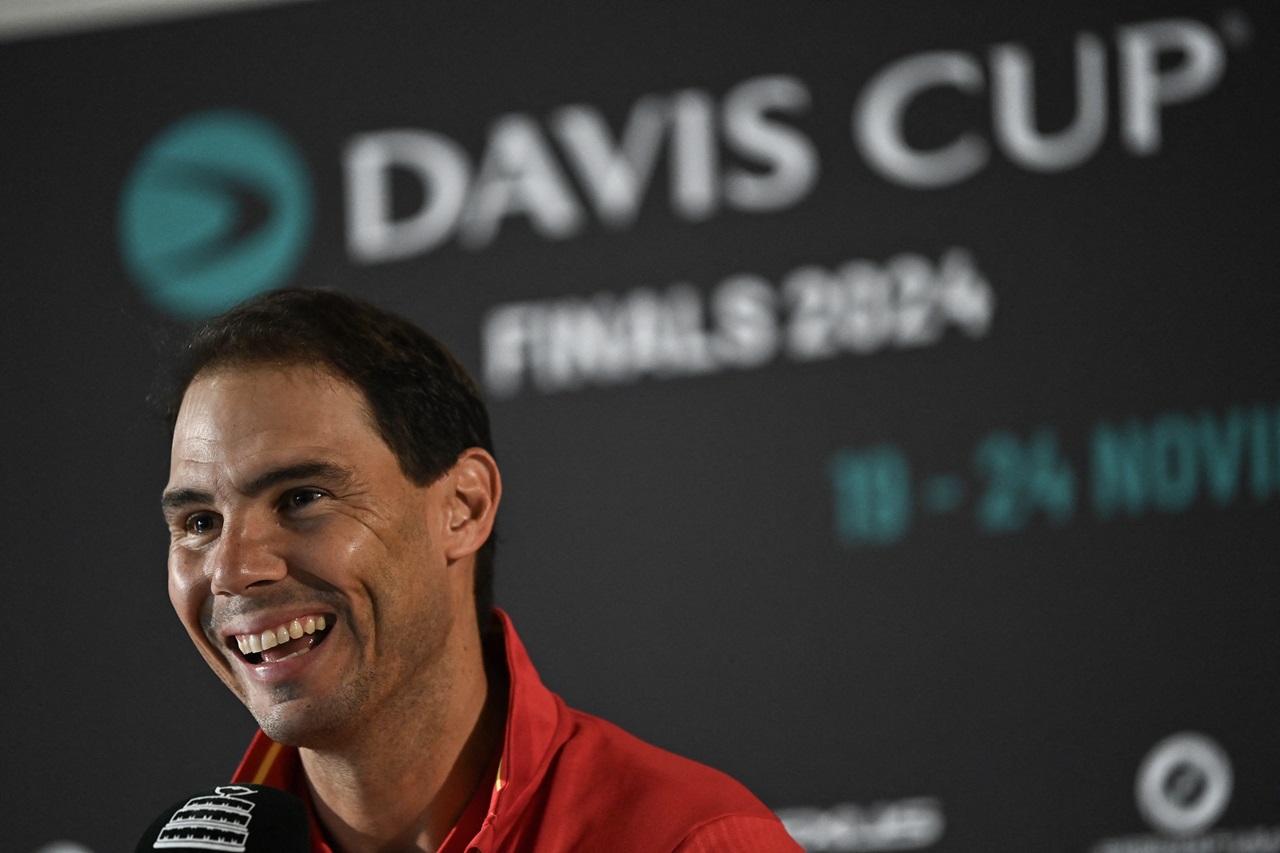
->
xmin=210 ymin=514 xmax=287 ymax=595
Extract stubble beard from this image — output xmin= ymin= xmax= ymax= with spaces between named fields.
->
xmin=251 ymin=663 xmax=379 ymax=750
xmin=247 ymin=609 xmax=456 ymax=751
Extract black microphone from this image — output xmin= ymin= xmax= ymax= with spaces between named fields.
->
xmin=134 ymin=783 xmax=309 ymax=852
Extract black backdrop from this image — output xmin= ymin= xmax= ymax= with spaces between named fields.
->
xmin=4 ymin=2 xmax=1279 ymax=851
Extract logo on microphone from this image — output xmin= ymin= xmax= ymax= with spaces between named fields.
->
xmin=152 ymin=784 xmax=260 ymax=851
xmin=119 ymin=110 xmax=313 ymax=321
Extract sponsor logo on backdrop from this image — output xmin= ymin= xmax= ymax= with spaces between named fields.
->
xmin=1136 ymin=732 xmax=1233 ymax=837
xmin=1091 ymin=732 xmax=1280 ymax=853
xmin=776 ymin=797 xmax=944 ymax=852
xmin=119 ymin=110 xmax=313 ymax=320
xmin=118 ymin=10 xmax=1248 ymax=330
xmin=343 ymin=12 xmax=1246 ymax=263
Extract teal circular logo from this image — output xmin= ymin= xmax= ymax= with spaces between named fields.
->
xmin=119 ymin=110 xmax=313 ymax=320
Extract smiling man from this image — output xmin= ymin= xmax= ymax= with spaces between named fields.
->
xmin=160 ymin=289 xmax=800 ymax=853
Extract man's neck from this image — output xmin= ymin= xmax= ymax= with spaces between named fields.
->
xmin=297 ymin=632 xmax=507 ymax=853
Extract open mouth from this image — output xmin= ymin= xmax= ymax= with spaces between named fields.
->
xmin=230 ymin=615 xmax=333 ymax=665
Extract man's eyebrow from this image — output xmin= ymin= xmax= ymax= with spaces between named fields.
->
xmin=241 ymin=461 xmax=354 ymax=498
xmin=161 ymin=487 xmax=214 ymax=517
xmin=160 ymin=461 xmax=355 ymax=517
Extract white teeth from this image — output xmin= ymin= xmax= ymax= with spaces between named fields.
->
xmin=278 ymin=646 xmax=311 ymax=662
xmin=235 ymin=616 xmax=330 ymax=657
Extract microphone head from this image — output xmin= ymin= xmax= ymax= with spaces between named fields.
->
xmin=134 ymin=783 xmax=309 ymax=852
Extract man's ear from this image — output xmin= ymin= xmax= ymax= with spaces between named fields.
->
xmin=442 ymin=447 xmax=502 ymax=562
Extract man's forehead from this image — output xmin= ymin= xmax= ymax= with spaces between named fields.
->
xmin=181 ymin=363 xmax=375 ymax=424
xmin=171 ymin=363 xmax=381 ymax=467
xmin=187 ymin=360 xmax=356 ymax=398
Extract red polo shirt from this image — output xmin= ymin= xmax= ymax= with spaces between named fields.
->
xmin=233 ymin=609 xmax=801 ymax=852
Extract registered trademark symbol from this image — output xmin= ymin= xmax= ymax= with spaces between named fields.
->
xmin=1218 ymin=9 xmax=1252 ymax=49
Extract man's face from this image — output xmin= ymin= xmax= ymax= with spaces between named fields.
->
xmin=164 ymin=364 xmax=472 ymax=746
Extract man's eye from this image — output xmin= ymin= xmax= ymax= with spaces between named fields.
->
xmin=185 ymin=513 xmax=219 ymax=536
xmin=285 ymin=489 xmax=326 ymax=511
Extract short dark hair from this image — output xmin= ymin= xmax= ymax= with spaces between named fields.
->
xmin=162 ymin=288 xmax=497 ymax=624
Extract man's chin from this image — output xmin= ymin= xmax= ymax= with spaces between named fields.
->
xmin=254 ymin=698 xmax=353 ymax=749
xmin=256 ymin=712 xmax=326 ymax=748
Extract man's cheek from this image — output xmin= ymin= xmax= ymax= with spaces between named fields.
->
xmin=199 ymin=641 xmax=249 ymax=703
xmin=168 ymin=557 xmax=208 ymax=617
